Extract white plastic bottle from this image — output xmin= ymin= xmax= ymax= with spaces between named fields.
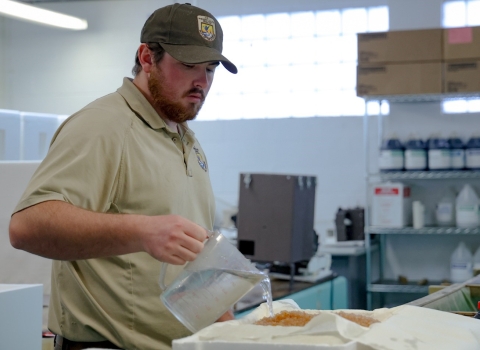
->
xmin=473 ymin=246 xmax=480 ymax=277
xmin=450 ymin=241 xmax=473 ymax=283
xmin=404 ymin=133 xmax=427 ymax=171
xmin=465 ymin=134 xmax=480 ymax=170
xmin=448 ymin=134 xmax=465 ymax=170
xmin=427 ymin=133 xmax=451 ymax=170
xmin=379 ymin=134 xmax=404 ymax=172
xmin=455 ymin=184 xmax=480 ymax=228
xmin=435 ymin=188 xmax=456 ymax=227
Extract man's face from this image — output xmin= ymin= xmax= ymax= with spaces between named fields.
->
xmin=148 ymin=52 xmax=218 ymax=124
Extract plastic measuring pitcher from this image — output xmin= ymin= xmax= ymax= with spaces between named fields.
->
xmin=159 ymin=230 xmax=268 ymax=333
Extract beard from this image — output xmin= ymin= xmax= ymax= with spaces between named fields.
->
xmin=148 ymin=65 xmax=205 ymax=124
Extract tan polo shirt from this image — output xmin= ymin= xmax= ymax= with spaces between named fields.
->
xmin=13 ymin=78 xmax=215 ymax=349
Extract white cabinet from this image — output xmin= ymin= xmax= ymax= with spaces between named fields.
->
xmin=0 ymin=284 xmax=43 ymax=350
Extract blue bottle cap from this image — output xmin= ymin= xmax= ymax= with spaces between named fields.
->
xmin=405 ymin=138 xmax=426 ymax=150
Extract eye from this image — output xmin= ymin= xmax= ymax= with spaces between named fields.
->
xmin=207 ymin=64 xmax=219 ymax=73
xmin=182 ymin=63 xmax=194 ymax=69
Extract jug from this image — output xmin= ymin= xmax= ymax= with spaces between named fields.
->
xmin=159 ymin=230 xmax=269 ymax=333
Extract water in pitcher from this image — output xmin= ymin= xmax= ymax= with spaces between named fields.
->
xmin=161 ymin=267 xmax=273 ymax=332
xmin=231 ymin=269 xmax=274 ymax=317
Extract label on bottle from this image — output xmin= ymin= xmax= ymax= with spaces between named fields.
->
xmin=436 ymin=202 xmax=454 ymax=225
xmin=428 ymin=149 xmax=451 ymax=169
xmin=466 ymin=148 xmax=480 ymax=169
xmin=451 ymin=261 xmax=473 ymax=283
xmin=379 ymin=150 xmax=403 ymax=170
xmin=451 ymin=149 xmax=465 ymax=169
xmin=405 ymin=149 xmax=427 ymax=170
xmin=456 ymin=205 xmax=480 ymax=228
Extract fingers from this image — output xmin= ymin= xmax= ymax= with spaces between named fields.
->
xmin=142 ymin=215 xmax=211 ymax=264
xmin=156 ymin=235 xmax=202 ymax=264
xmin=183 ymin=223 xmax=209 ymax=242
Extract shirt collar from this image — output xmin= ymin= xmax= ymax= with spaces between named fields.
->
xmin=117 ymin=77 xmax=167 ymax=130
xmin=117 ymin=77 xmax=195 ymax=137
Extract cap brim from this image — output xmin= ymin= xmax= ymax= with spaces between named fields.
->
xmin=159 ymin=43 xmax=237 ymax=74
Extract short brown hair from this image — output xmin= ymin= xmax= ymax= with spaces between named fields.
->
xmin=131 ymin=43 xmax=166 ymax=77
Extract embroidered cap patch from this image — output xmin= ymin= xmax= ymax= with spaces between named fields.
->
xmin=197 ymin=15 xmax=216 ymax=41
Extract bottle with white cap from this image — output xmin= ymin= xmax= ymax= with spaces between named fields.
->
xmin=412 ymin=201 xmax=425 ymax=229
xmin=455 ymin=184 xmax=480 ymax=228
xmin=435 ymin=187 xmax=456 ymax=227
xmin=450 ymin=241 xmax=473 ymax=283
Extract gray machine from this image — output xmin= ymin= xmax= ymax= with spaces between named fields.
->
xmin=237 ymin=173 xmax=317 ymax=265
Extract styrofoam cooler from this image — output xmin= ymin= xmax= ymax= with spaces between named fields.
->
xmin=21 ymin=112 xmax=61 ymax=160
xmin=0 ymin=109 xmax=21 ymax=160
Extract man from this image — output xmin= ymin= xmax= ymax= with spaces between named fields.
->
xmin=9 ymin=3 xmax=237 ymax=350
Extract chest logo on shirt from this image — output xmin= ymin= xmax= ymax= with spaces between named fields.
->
xmin=194 ymin=146 xmax=208 ymax=172
xmin=198 ymin=15 xmax=216 ymax=41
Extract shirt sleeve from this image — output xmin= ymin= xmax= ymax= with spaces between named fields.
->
xmin=13 ymin=106 xmax=131 ymax=214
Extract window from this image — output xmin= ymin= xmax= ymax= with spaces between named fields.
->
xmin=442 ymin=0 xmax=480 ymax=114
xmin=197 ymin=6 xmax=389 ymax=121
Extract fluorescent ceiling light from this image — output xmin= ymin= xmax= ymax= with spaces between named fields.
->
xmin=0 ymin=0 xmax=88 ymax=30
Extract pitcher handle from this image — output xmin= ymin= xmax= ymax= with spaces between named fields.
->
xmin=159 ymin=263 xmax=169 ymax=291
xmin=158 ymin=229 xmax=215 ymax=291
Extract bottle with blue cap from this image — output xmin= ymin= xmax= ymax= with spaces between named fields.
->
xmin=449 ymin=133 xmax=465 ymax=170
xmin=404 ymin=133 xmax=427 ymax=171
xmin=465 ymin=135 xmax=480 ymax=170
xmin=427 ymin=133 xmax=451 ymax=171
xmin=379 ymin=133 xmax=404 ymax=172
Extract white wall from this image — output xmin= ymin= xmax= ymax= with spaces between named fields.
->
xmin=1 ymin=0 xmax=480 ymax=286
xmin=0 ymin=162 xmax=50 ymax=291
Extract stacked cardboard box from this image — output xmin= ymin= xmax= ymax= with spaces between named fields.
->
xmin=443 ymin=26 xmax=480 ymax=93
xmin=357 ymin=26 xmax=480 ymax=96
xmin=356 ymin=29 xmax=443 ymax=96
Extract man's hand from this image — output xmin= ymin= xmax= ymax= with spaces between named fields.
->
xmin=141 ymin=214 xmax=209 ymax=265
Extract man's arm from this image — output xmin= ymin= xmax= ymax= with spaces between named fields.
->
xmin=9 ymin=200 xmax=208 ymax=263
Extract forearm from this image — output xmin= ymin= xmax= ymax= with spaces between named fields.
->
xmin=9 ymin=200 xmax=145 ymax=260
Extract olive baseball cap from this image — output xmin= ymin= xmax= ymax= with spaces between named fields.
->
xmin=141 ymin=3 xmax=237 ymax=74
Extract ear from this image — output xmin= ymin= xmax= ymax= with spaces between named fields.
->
xmin=137 ymin=43 xmax=154 ymax=74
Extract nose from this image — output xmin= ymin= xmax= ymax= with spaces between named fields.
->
xmin=193 ymin=67 xmax=211 ymax=90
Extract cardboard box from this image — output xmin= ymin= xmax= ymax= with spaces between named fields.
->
xmin=444 ymin=60 xmax=480 ymax=93
xmin=443 ymin=26 xmax=480 ymax=60
xmin=358 ymin=29 xmax=443 ymax=64
xmin=371 ymin=183 xmax=411 ymax=228
xmin=356 ymin=62 xmax=443 ymax=96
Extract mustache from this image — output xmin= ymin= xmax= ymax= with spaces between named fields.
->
xmin=185 ymin=88 xmax=205 ymax=101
